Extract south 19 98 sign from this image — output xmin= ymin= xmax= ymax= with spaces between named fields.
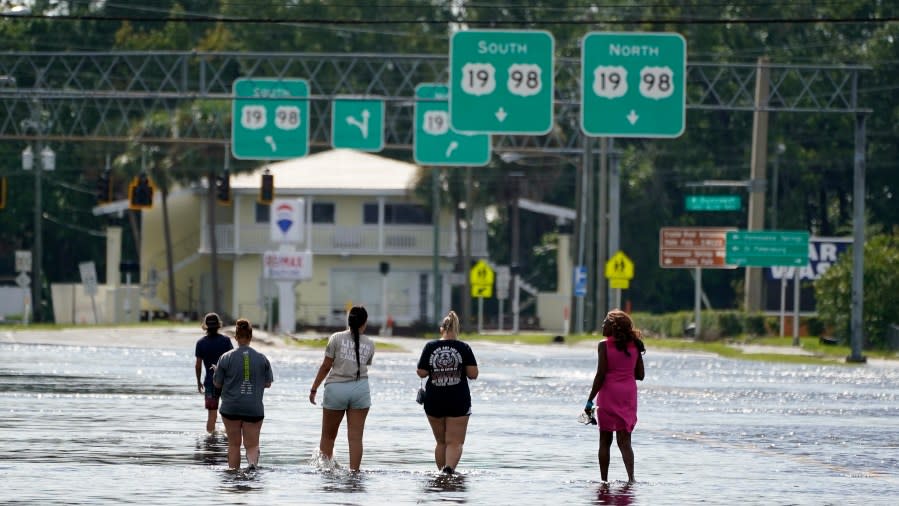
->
xmin=450 ymin=30 xmax=554 ymax=134
xmin=232 ymin=78 xmax=310 ymax=160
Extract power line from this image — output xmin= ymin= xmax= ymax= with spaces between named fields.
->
xmin=3 ymin=12 xmax=898 ymax=26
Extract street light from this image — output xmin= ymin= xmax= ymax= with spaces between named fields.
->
xmin=22 ymin=143 xmax=55 ymax=323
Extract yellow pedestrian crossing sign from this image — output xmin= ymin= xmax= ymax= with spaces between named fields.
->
xmin=605 ymin=251 xmax=634 ymax=289
xmin=470 ymin=259 xmax=494 ymax=298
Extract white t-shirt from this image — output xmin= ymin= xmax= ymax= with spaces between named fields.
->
xmin=324 ymin=329 xmax=375 ymax=384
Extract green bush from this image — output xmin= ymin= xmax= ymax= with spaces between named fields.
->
xmin=815 ymin=232 xmax=899 ymax=349
xmin=631 ymin=310 xmax=769 ymax=340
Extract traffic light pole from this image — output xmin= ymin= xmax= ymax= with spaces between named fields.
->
xmin=32 ymin=140 xmax=42 ymax=322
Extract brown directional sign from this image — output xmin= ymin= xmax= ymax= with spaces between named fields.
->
xmin=659 ymin=227 xmax=736 ymax=269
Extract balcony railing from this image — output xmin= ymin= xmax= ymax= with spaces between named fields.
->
xmin=199 ymin=224 xmax=487 ymax=258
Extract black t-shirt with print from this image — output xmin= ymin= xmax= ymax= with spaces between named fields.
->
xmin=417 ymin=339 xmax=477 ymax=409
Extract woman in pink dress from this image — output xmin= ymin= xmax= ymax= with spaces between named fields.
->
xmin=585 ymin=309 xmax=646 ymax=483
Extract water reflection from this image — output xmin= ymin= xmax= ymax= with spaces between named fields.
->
xmin=318 ymin=470 xmax=367 ymax=494
xmin=594 ymin=482 xmax=634 ymax=506
xmin=423 ymin=472 xmax=467 ymax=493
xmin=3 ymin=340 xmax=897 ymax=505
xmin=193 ymin=432 xmax=227 ymax=466
xmin=220 ymin=466 xmax=265 ymax=494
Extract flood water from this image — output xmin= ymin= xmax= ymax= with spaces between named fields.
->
xmin=1 ymin=333 xmax=897 ymax=505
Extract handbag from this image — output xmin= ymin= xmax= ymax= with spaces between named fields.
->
xmin=416 ymin=378 xmax=426 ymax=405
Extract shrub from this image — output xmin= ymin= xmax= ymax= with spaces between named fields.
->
xmin=815 ymin=232 xmax=899 ymax=349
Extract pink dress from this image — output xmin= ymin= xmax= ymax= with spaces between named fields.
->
xmin=595 ymin=337 xmax=639 ymax=432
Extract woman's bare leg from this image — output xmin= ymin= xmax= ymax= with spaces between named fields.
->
xmin=345 ymin=408 xmax=369 ymax=471
xmin=426 ymin=415 xmax=447 ymax=470
xmin=319 ymin=408 xmax=345 ymax=459
xmin=222 ymin=417 xmax=243 ymax=470
xmin=598 ymin=430 xmax=613 ymax=481
xmin=443 ymin=416 xmax=470 ymax=472
xmin=241 ymin=420 xmax=263 ymax=467
xmin=616 ymin=430 xmax=635 ymax=482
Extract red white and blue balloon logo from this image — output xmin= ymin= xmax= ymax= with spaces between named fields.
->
xmin=275 ymin=202 xmax=294 ymax=235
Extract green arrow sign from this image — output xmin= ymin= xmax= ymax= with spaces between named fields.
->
xmin=414 ymin=83 xmax=491 ymax=166
xmin=581 ymin=32 xmax=686 ymax=138
xmin=686 ymin=195 xmax=741 ymax=211
xmin=450 ymin=30 xmax=554 ymax=134
xmin=725 ymin=230 xmax=810 ymax=267
xmin=331 ymin=97 xmax=384 ymax=151
xmin=232 ymin=78 xmax=309 ymax=160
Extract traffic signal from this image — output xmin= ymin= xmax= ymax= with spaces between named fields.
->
xmin=259 ymin=172 xmax=274 ymax=204
xmin=0 ymin=176 xmax=6 ymax=210
xmin=96 ymin=169 xmax=112 ymax=204
xmin=128 ymin=173 xmax=155 ymax=210
xmin=215 ymin=170 xmax=232 ymax=205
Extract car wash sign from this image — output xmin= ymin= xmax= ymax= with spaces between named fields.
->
xmin=263 ymin=250 xmax=313 ymax=280
xmin=270 ymin=198 xmax=305 ymax=243
xmin=766 ymin=236 xmax=851 ymax=280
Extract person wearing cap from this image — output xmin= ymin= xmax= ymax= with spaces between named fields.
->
xmin=195 ymin=312 xmax=234 ymax=433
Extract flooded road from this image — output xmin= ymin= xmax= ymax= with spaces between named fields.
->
xmin=1 ymin=331 xmax=897 ymax=505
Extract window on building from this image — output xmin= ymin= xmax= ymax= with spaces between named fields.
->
xmin=255 ymin=202 xmax=270 ymax=223
xmin=363 ymin=202 xmax=431 ymax=225
xmin=312 ymin=202 xmax=335 ymax=224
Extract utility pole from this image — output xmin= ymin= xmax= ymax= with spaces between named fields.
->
xmin=432 ymin=167 xmax=442 ymax=324
xmin=745 ymin=57 xmax=770 ymax=312
xmin=595 ymin=137 xmax=608 ymax=325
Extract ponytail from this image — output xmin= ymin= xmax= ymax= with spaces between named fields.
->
xmin=347 ymin=306 xmax=368 ymax=380
xmin=440 ymin=310 xmax=461 ymax=336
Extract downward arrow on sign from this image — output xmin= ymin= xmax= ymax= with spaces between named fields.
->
xmin=627 ymin=110 xmax=639 ymax=125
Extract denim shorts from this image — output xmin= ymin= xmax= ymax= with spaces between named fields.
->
xmin=322 ymin=379 xmax=371 ymax=410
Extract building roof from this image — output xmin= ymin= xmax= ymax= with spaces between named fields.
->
xmin=230 ymin=149 xmax=422 ymax=196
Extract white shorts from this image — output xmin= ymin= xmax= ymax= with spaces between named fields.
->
xmin=322 ymin=379 xmax=371 ymax=410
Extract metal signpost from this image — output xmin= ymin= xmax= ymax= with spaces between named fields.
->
xmin=495 ymin=265 xmax=511 ymax=332
xmin=331 ymin=97 xmax=384 ymax=151
xmin=232 ymin=78 xmax=309 ymax=160
xmin=414 ymin=83 xmax=491 ymax=166
xmin=581 ymin=32 xmax=686 ymax=138
xmin=574 ymin=265 xmax=588 ymax=334
xmin=727 ymin=230 xmax=810 ymax=343
xmin=78 ymin=261 xmax=99 ymax=323
xmin=659 ymin=227 xmax=736 ymax=338
xmin=450 ymin=30 xmax=554 ymax=134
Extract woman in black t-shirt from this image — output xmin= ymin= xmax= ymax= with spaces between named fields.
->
xmin=416 ymin=310 xmax=478 ymax=475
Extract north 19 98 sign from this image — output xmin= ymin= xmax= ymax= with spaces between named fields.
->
xmin=581 ymin=32 xmax=686 ymax=138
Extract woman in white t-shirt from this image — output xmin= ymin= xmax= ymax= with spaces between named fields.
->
xmin=309 ymin=306 xmax=375 ymax=471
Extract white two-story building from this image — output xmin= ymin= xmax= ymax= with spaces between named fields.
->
xmin=139 ymin=149 xmax=487 ymax=330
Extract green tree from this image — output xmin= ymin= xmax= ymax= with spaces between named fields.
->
xmin=815 ymin=230 xmax=899 ymax=349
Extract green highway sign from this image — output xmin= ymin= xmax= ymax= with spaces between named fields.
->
xmin=686 ymin=195 xmax=742 ymax=211
xmin=581 ymin=32 xmax=686 ymax=138
xmin=726 ymin=230 xmax=810 ymax=267
xmin=232 ymin=78 xmax=309 ymax=160
xmin=331 ymin=97 xmax=384 ymax=151
xmin=414 ymin=83 xmax=491 ymax=166
xmin=450 ymin=30 xmax=554 ymax=134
